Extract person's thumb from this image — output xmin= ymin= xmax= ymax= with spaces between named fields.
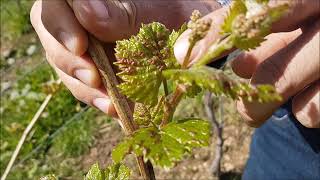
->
xmin=40 ymin=0 xmax=88 ymax=56
xmin=70 ymin=0 xmax=221 ymax=42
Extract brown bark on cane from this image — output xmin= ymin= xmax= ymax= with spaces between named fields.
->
xmin=87 ymin=37 xmax=155 ymax=180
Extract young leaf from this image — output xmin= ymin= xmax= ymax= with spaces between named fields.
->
xmin=85 ymin=163 xmax=103 ymax=180
xmin=115 ymin=22 xmax=176 ymax=105
xmin=104 ymin=163 xmax=131 ymax=180
xmin=112 ymin=119 xmax=211 ymax=168
xmin=133 ymin=100 xmax=164 ymax=127
xmin=163 ymin=66 xmax=282 ymax=103
xmin=118 ymin=71 xmax=162 ymax=106
xmin=221 ymin=0 xmax=247 ymax=33
xmin=85 ymin=163 xmax=131 ymax=180
xmin=133 ymin=103 xmax=152 ymax=126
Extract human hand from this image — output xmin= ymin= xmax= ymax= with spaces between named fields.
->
xmin=174 ymin=0 xmax=320 ymax=128
xmin=30 ymin=0 xmax=221 ymax=117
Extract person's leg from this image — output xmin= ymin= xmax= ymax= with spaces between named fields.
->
xmin=243 ymin=100 xmax=320 ymax=180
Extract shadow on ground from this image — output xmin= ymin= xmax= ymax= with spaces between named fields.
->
xmin=221 ymin=171 xmax=242 ymax=180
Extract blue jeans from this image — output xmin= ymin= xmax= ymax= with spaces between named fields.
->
xmin=243 ymin=100 xmax=320 ymax=180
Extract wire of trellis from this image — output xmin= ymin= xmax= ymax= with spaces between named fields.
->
xmin=1 ymin=93 xmax=54 ymax=180
xmin=12 ymin=105 xmax=90 ymax=169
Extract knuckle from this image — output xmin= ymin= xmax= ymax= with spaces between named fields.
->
xmin=45 ymin=52 xmax=60 ymax=69
xmin=71 ymin=92 xmax=85 ymax=102
xmin=254 ymin=58 xmax=291 ymax=96
xmin=46 ymin=52 xmax=63 ymax=69
xmin=259 ymin=60 xmax=283 ymax=84
xmin=69 ymin=86 xmax=91 ymax=105
xmin=54 ymin=68 xmax=93 ymax=105
xmin=46 ymin=50 xmax=74 ymax=76
xmin=236 ymin=101 xmax=263 ymax=128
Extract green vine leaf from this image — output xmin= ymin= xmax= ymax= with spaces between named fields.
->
xmin=133 ymin=103 xmax=152 ymax=126
xmin=221 ymin=0 xmax=247 ymax=34
xmin=117 ymin=71 xmax=162 ymax=106
xmin=184 ymin=83 xmax=202 ymax=98
xmin=85 ymin=163 xmax=103 ymax=180
xmin=85 ymin=163 xmax=130 ymax=180
xmin=104 ymin=163 xmax=131 ymax=180
xmin=133 ymin=99 xmax=165 ymax=127
xmin=112 ymin=119 xmax=210 ymax=168
xmin=115 ymin=22 xmax=177 ymax=105
xmin=163 ymin=66 xmax=282 ymax=103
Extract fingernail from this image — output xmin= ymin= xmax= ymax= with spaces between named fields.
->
xmin=93 ymin=98 xmax=111 ymax=114
xmin=59 ymin=31 xmax=76 ymax=53
xmin=74 ymin=69 xmax=94 ymax=85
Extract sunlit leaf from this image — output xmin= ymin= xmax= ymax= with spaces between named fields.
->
xmin=163 ymin=66 xmax=282 ymax=103
xmin=112 ymin=119 xmax=210 ymax=168
xmin=104 ymin=163 xmax=131 ymax=180
xmin=115 ymin=22 xmax=177 ymax=105
xmin=221 ymin=0 xmax=247 ymax=33
xmin=85 ymin=163 xmax=103 ymax=180
xmin=85 ymin=163 xmax=130 ymax=180
xmin=133 ymin=100 xmax=164 ymax=127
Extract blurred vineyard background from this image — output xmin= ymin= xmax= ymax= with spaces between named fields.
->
xmin=1 ymin=0 xmax=253 ymax=179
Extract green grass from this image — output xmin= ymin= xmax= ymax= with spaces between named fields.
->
xmin=0 ymin=1 xmax=113 ymax=179
xmin=0 ymin=1 xmax=112 ymax=178
xmin=0 ymin=42 xmax=110 ymax=179
xmin=1 ymin=0 xmax=35 ymax=71
xmin=0 ymin=0 xmax=33 ymax=41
